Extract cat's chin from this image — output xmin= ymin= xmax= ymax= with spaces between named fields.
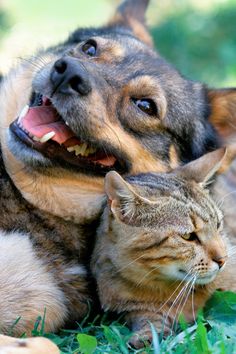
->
xmin=176 ymin=269 xmax=218 ymax=285
xmin=195 ymin=273 xmax=218 ymax=285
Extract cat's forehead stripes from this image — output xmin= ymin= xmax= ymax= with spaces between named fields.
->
xmin=126 ymin=172 xmax=222 ymax=231
xmin=186 ymin=186 xmax=223 ymax=229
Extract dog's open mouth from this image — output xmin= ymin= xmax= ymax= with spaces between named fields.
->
xmin=10 ymin=94 xmax=127 ymax=175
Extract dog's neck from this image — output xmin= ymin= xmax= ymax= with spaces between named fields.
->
xmin=1 ymin=147 xmax=105 ymax=223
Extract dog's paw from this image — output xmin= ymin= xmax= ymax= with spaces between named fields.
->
xmin=0 ymin=335 xmax=59 ymax=354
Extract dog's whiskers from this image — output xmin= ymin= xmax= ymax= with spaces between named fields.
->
xmin=20 ymin=57 xmax=45 ymax=71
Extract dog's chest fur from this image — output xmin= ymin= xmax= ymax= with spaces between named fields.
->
xmin=0 ymin=149 xmax=97 ymax=263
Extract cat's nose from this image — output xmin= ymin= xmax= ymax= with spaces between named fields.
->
xmin=213 ymin=256 xmax=226 ymax=269
xmin=50 ymin=57 xmax=92 ymax=96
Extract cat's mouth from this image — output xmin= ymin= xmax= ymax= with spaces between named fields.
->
xmin=178 ymin=269 xmax=218 ymax=285
xmin=9 ymin=93 xmax=128 ymax=175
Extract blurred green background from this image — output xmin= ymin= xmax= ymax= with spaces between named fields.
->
xmin=0 ymin=0 xmax=235 ymax=87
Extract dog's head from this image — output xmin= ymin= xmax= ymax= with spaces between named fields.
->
xmin=1 ymin=0 xmax=236 ymax=222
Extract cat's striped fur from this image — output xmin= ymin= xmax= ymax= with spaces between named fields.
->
xmin=92 ymin=149 xmax=236 ymax=348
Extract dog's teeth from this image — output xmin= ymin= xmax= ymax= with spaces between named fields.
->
xmin=67 ymin=146 xmax=76 ymax=152
xmin=75 ymin=145 xmax=84 ymax=156
xmin=65 ymin=121 xmax=69 ymax=126
xmin=67 ymin=145 xmax=80 ymax=154
xmin=39 ymin=131 xmax=55 ymax=143
xmin=80 ymin=143 xmax=87 ymax=155
xmin=66 ymin=144 xmax=97 ymax=157
xmin=18 ymin=105 xmax=29 ymax=123
xmin=33 ymin=136 xmax=40 ymax=142
xmin=89 ymin=147 xmax=97 ymax=154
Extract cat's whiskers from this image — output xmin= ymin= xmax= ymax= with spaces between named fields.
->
xmin=227 ymin=245 xmax=236 ymax=250
xmin=156 ymin=268 xmax=194 ymax=315
xmin=228 ymin=250 xmax=236 ymax=258
xmin=226 ymin=245 xmax=236 ymax=258
xmin=216 ymin=190 xmax=236 ymax=209
xmin=136 ymin=264 xmax=162 ymax=288
xmin=159 ymin=269 xmax=194 ymax=331
xmin=115 ymin=254 xmax=145 ymax=274
xmin=191 ymin=277 xmax=196 ymax=323
xmin=162 ymin=277 xmax=193 ymax=335
xmin=174 ymin=274 xmax=196 ymax=331
xmin=168 ymin=274 xmax=196 ymax=334
xmin=227 ymin=245 xmax=236 ymax=252
xmin=178 ymin=275 xmax=196 ymax=325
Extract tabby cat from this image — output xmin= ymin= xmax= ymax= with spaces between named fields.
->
xmin=91 ymin=148 xmax=236 ymax=347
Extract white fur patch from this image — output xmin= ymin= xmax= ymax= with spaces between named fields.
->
xmin=0 ymin=230 xmax=67 ymax=335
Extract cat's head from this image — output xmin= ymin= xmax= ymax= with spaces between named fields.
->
xmin=104 ymin=148 xmax=228 ymax=286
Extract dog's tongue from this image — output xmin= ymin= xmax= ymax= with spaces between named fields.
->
xmin=93 ymin=155 xmax=117 ymax=166
xmin=21 ymin=106 xmax=79 ymax=145
xmin=20 ymin=106 xmax=117 ymax=167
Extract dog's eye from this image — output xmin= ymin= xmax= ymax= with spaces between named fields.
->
xmin=181 ymin=232 xmax=199 ymax=242
xmin=82 ymin=40 xmax=97 ymax=57
xmin=132 ymin=98 xmax=157 ymax=116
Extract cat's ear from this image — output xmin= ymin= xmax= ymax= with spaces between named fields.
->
xmin=108 ymin=0 xmax=153 ymax=47
xmin=207 ymin=88 xmax=236 ymax=170
xmin=176 ymin=148 xmax=227 ymax=185
xmin=105 ymin=171 xmax=140 ymax=222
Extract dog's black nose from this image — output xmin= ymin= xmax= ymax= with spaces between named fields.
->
xmin=50 ymin=57 xmax=92 ymax=96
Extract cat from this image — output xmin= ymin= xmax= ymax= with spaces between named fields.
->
xmin=91 ymin=148 xmax=236 ymax=348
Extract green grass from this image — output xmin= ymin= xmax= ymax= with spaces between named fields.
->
xmin=25 ymin=291 xmax=236 ymax=354
xmin=4 ymin=0 xmax=112 ymax=37
xmin=151 ymin=0 xmax=236 ymax=87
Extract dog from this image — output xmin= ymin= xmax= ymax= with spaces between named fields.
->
xmin=0 ymin=0 xmax=235 ymax=347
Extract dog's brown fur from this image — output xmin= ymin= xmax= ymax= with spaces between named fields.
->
xmin=0 ymin=0 xmax=235 ymax=339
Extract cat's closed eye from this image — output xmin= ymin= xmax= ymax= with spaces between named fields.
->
xmin=181 ymin=232 xmax=199 ymax=242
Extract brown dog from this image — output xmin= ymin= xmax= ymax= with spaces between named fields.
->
xmin=0 ymin=0 xmax=235 ymax=343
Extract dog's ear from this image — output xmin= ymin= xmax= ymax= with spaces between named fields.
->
xmin=108 ymin=0 xmax=153 ymax=47
xmin=208 ymin=88 xmax=236 ymax=171
xmin=208 ymin=88 xmax=236 ymax=143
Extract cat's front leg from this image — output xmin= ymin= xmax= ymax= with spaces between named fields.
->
xmin=126 ymin=295 xmax=198 ymax=349
xmin=126 ymin=308 xmax=173 ymax=349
